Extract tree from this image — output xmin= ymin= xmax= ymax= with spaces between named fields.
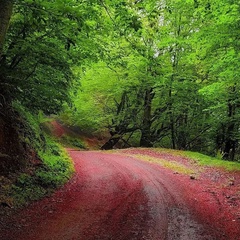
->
xmin=58 ymin=0 xmax=240 ymax=160
xmin=195 ymin=0 xmax=240 ymax=160
xmin=0 ymin=0 xmax=107 ymax=113
xmin=0 ymin=0 xmax=13 ymax=57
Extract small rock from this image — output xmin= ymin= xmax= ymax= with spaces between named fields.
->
xmin=229 ymin=181 xmax=234 ymax=186
xmin=190 ymin=175 xmax=196 ymax=180
xmin=0 ymin=202 xmax=11 ymax=208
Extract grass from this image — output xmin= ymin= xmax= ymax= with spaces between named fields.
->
xmin=58 ymin=135 xmax=87 ymax=149
xmin=180 ymin=151 xmax=240 ymax=171
xmin=37 ymin=137 xmax=74 ymax=187
xmin=0 ymin=103 xmax=74 ymax=209
xmin=127 ymin=154 xmax=195 ymax=175
xmin=7 ymin=140 xmax=74 ymax=208
xmin=153 ymin=148 xmax=240 ymax=171
xmin=109 ymin=147 xmax=240 ymax=173
xmin=41 ymin=119 xmax=87 ymax=150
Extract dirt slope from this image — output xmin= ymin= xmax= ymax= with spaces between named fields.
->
xmin=0 ymin=149 xmax=240 ymax=239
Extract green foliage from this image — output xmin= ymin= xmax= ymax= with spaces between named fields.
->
xmin=9 ymin=138 xmax=74 ymax=207
xmin=181 ymin=151 xmax=240 ymax=171
xmin=60 ymin=62 xmax=127 ymax=133
xmin=59 ymin=135 xmax=86 ymax=149
xmin=151 ymin=148 xmax=240 ymax=171
xmin=57 ymin=0 xmax=240 ymax=159
xmin=11 ymin=174 xmax=47 ymax=206
xmin=12 ymin=101 xmax=47 ymax=152
xmin=1 ymin=0 xmax=108 ymax=114
xmin=36 ymin=138 xmax=74 ymax=187
xmin=1 ymin=0 xmax=239 ymax=167
xmin=5 ymin=102 xmax=74 ymax=207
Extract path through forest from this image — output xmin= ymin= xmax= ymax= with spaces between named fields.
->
xmin=1 ymin=148 xmax=240 ymax=239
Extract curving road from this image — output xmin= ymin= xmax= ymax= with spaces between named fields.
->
xmin=1 ymin=150 xmax=233 ymax=239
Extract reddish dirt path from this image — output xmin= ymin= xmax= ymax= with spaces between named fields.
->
xmin=0 ymin=149 xmax=240 ymax=239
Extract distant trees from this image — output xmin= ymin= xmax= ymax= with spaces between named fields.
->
xmin=195 ymin=0 xmax=240 ymax=160
xmin=1 ymin=0 xmax=239 ymax=160
xmin=61 ymin=0 xmax=240 ymax=160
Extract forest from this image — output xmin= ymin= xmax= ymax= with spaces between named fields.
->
xmin=0 ymin=0 xmax=239 ymax=178
xmin=1 ymin=1 xmax=240 ymax=238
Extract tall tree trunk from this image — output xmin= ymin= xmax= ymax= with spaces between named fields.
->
xmin=169 ymin=44 xmax=178 ymax=150
xmin=140 ymin=88 xmax=154 ymax=147
xmin=169 ymin=84 xmax=176 ymax=149
xmin=176 ymin=113 xmax=187 ymax=150
xmin=223 ymin=83 xmax=238 ymax=161
xmin=223 ymin=100 xmax=236 ymax=160
xmin=101 ymin=134 xmax=121 ymax=150
xmin=0 ymin=0 xmax=13 ymax=58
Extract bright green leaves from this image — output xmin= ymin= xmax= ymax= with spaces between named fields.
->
xmin=1 ymin=0 xmax=239 ymax=158
xmin=61 ymin=0 xmax=240 ymax=158
xmin=1 ymin=0 xmax=109 ymax=113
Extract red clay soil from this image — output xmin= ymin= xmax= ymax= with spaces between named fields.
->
xmin=0 ymin=149 xmax=240 ymax=240
xmin=50 ymin=120 xmax=66 ymax=138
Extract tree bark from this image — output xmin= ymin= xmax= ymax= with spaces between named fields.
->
xmin=168 ymin=85 xmax=176 ymax=149
xmin=223 ymin=100 xmax=236 ymax=160
xmin=101 ymin=134 xmax=121 ymax=150
xmin=0 ymin=0 xmax=13 ymax=58
xmin=140 ymin=88 xmax=154 ymax=147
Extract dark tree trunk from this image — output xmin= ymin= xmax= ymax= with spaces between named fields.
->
xmin=0 ymin=0 xmax=13 ymax=57
xmin=168 ymin=87 xmax=176 ymax=149
xmin=101 ymin=134 xmax=121 ymax=150
xmin=223 ymin=136 xmax=235 ymax=160
xmin=223 ymin=98 xmax=237 ymax=160
xmin=140 ymin=130 xmax=153 ymax=147
xmin=140 ymin=88 xmax=154 ymax=147
xmin=176 ymin=114 xmax=188 ymax=150
xmin=223 ymin=122 xmax=236 ymax=161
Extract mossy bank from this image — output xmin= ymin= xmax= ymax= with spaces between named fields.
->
xmin=0 ymin=102 xmax=74 ymax=210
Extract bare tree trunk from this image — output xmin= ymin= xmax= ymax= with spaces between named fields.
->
xmin=140 ymin=88 xmax=154 ymax=147
xmin=0 ymin=0 xmax=13 ymax=57
xmin=223 ymin=100 xmax=236 ymax=160
xmin=101 ymin=134 xmax=121 ymax=150
xmin=168 ymin=86 xmax=176 ymax=149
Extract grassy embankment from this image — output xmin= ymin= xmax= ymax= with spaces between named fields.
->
xmin=113 ymin=148 xmax=240 ymax=176
xmin=0 ymin=103 xmax=76 ymax=209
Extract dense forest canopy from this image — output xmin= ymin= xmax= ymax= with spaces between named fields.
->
xmin=1 ymin=0 xmax=240 ymax=160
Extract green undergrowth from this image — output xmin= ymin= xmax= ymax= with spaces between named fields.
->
xmin=126 ymin=153 xmax=195 ymax=175
xmin=0 ymin=103 xmax=74 ymax=209
xmin=58 ymin=135 xmax=86 ymax=149
xmin=36 ymin=137 xmax=74 ymax=188
xmin=181 ymin=151 xmax=240 ymax=171
xmin=153 ymin=148 xmax=240 ymax=171
xmin=109 ymin=147 xmax=240 ymax=173
xmin=42 ymin=120 xmax=87 ymax=149
xmin=10 ymin=139 xmax=74 ymax=207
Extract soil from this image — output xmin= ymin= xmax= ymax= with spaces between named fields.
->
xmin=0 ymin=148 xmax=240 ymax=240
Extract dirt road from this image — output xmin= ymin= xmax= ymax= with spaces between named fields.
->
xmin=1 ymin=149 xmax=240 ymax=239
